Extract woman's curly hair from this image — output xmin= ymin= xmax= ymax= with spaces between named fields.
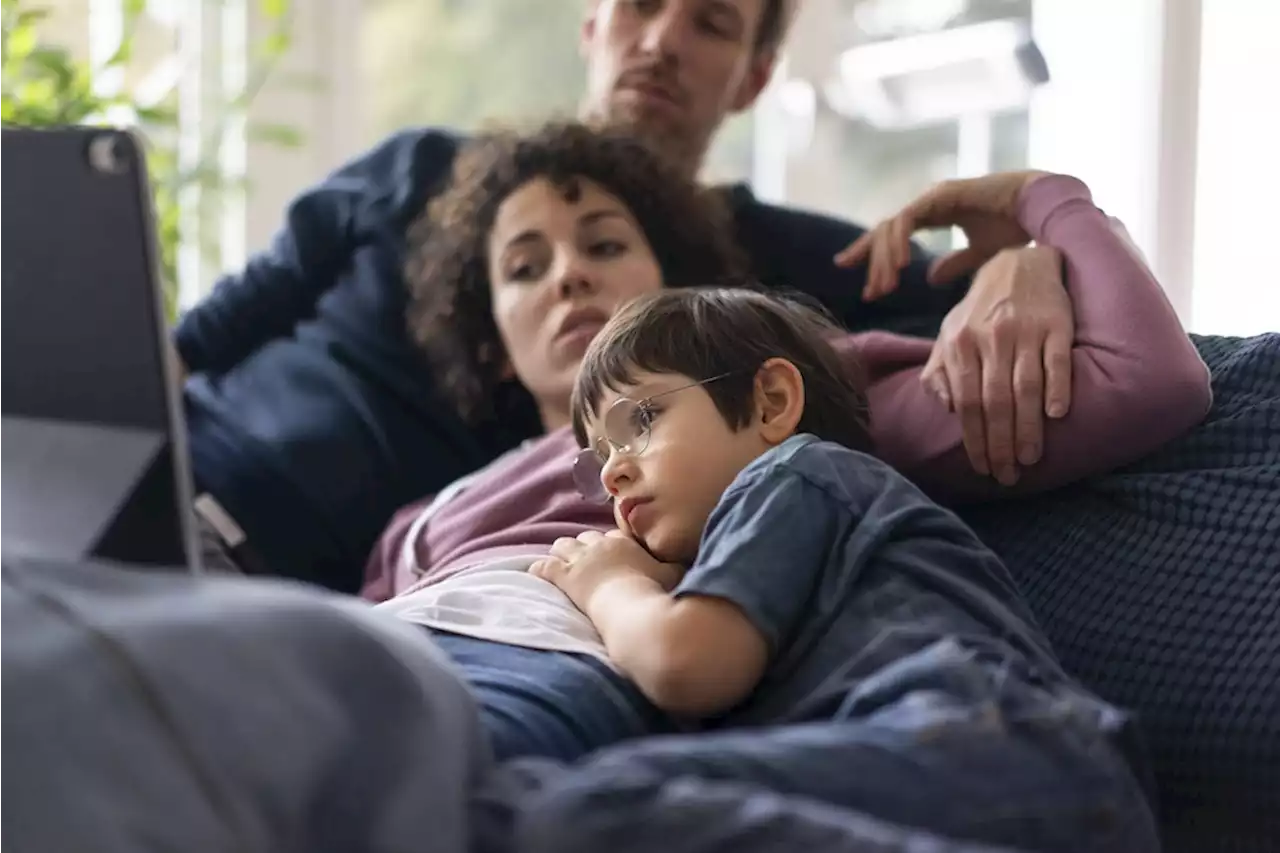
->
xmin=405 ymin=120 xmax=747 ymax=423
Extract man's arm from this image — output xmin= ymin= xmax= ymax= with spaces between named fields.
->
xmin=174 ymin=129 xmax=458 ymax=374
xmin=579 ymin=465 xmax=839 ymax=718
xmin=728 ymin=187 xmax=968 ymax=338
xmin=837 ymin=177 xmax=1212 ymax=501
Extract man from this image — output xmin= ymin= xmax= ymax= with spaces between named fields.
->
xmin=177 ymin=0 xmax=1072 ymax=591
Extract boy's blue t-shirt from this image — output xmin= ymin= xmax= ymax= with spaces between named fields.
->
xmin=676 ymin=433 xmax=1067 ymax=725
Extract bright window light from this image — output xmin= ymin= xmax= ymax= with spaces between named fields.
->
xmin=1190 ymin=2 xmax=1280 ymax=336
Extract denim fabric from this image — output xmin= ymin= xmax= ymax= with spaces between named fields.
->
xmin=433 ymin=631 xmax=679 ymax=761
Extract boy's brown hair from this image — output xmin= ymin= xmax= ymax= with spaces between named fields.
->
xmin=571 ymin=287 xmax=873 ymax=454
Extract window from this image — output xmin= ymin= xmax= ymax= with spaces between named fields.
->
xmin=763 ymin=0 xmax=1036 ymax=254
xmin=1191 ymin=1 xmax=1280 ymax=335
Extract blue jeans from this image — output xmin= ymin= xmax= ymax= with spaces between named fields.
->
xmin=432 ymin=631 xmax=679 ymax=761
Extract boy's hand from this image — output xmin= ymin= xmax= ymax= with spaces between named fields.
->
xmin=531 ymin=530 xmax=683 ymax=614
xmin=535 ymin=531 xmax=766 ymax=718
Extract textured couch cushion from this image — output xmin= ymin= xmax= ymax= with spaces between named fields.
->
xmin=962 ymin=334 xmax=1280 ymax=853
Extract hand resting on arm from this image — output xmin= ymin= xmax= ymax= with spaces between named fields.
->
xmin=532 ymin=530 xmax=768 ymax=718
xmin=840 ymin=175 xmax=1212 ymax=502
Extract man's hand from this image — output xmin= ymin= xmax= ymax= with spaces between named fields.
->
xmin=530 ymin=530 xmax=684 ymax=615
xmin=832 ymin=171 xmax=1074 ymax=484
xmin=924 ymin=246 xmax=1072 ymax=485
xmin=834 ymin=170 xmax=1052 ymax=299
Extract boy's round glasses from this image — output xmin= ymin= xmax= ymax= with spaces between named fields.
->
xmin=572 ymin=371 xmax=737 ymax=503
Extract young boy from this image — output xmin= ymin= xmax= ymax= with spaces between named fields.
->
xmin=530 ymin=286 xmax=1158 ymax=851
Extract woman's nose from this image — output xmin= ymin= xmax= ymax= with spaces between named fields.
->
xmin=557 ymin=268 xmax=595 ymax=299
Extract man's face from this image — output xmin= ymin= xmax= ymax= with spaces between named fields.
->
xmin=580 ymin=0 xmax=776 ymax=171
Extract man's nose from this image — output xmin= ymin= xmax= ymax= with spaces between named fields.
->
xmin=638 ymin=3 xmax=692 ymax=59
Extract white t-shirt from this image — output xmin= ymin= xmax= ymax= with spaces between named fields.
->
xmin=376 ymin=553 xmax=613 ymax=666
xmin=375 ymin=443 xmax=613 ymax=667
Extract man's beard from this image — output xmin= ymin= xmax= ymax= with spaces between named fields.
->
xmin=583 ymin=96 xmax=702 ymax=176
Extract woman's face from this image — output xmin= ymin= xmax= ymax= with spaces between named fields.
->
xmin=487 ymin=175 xmax=664 ymax=430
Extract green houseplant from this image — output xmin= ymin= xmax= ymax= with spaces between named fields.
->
xmin=1 ymin=0 xmax=303 ymax=319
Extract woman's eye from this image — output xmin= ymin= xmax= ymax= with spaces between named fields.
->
xmin=590 ymin=240 xmax=626 ymax=259
xmin=509 ymin=260 xmax=540 ymax=281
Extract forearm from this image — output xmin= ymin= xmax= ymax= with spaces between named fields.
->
xmin=844 ymin=179 xmax=1210 ymax=501
xmin=176 ymin=129 xmax=451 ymax=372
xmin=586 ymin=575 xmax=687 ymax=706
xmin=587 ymin=577 xmax=757 ymax=718
xmin=174 ymin=232 xmax=334 ymax=373
xmin=998 ymin=177 xmax=1212 ymax=489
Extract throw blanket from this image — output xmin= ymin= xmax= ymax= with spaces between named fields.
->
xmin=961 ymin=333 xmax=1280 ymax=853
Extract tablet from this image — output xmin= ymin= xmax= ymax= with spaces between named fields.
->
xmin=1 ymin=126 xmax=200 ymax=570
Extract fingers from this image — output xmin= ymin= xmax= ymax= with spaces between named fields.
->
xmin=943 ymin=334 xmax=989 ymax=476
xmin=920 ymin=350 xmax=953 ymax=411
xmin=833 ymin=231 xmax=873 ymax=268
xmin=862 ymin=219 xmax=915 ymax=302
xmin=979 ymin=326 xmax=1019 ymax=486
xmin=889 ymin=213 xmax=911 ymax=272
xmin=927 ymin=246 xmax=987 ymax=287
xmin=550 ymin=536 xmax=584 ymax=560
xmin=529 ymin=557 xmax=567 ymax=582
xmin=1043 ymin=328 xmax=1073 ymax=418
xmin=866 ymin=225 xmax=895 ymax=301
xmin=1012 ymin=341 xmax=1046 ymax=466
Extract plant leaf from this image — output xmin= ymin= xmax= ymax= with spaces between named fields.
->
xmin=5 ymin=17 xmax=37 ymax=62
xmin=135 ymin=104 xmax=179 ymax=125
xmin=14 ymin=8 xmax=50 ymax=28
xmin=259 ymin=0 xmax=290 ymax=22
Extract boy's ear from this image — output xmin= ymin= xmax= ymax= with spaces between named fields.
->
xmin=753 ymin=358 xmax=805 ymax=444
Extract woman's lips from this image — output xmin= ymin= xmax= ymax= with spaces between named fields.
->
xmin=554 ymin=321 xmax=604 ymax=351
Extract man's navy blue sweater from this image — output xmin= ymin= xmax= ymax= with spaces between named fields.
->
xmin=175 ymin=128 xmax=964 ymax=591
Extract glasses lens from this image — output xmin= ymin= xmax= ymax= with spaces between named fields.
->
xmin=603 ymin=398 xmax=650 ymax=455
xmin=572 ymin=448 xmax=609 ymax=502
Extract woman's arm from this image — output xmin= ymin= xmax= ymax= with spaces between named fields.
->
xmin=843 ymin=175 xmax=1212 ymax=502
